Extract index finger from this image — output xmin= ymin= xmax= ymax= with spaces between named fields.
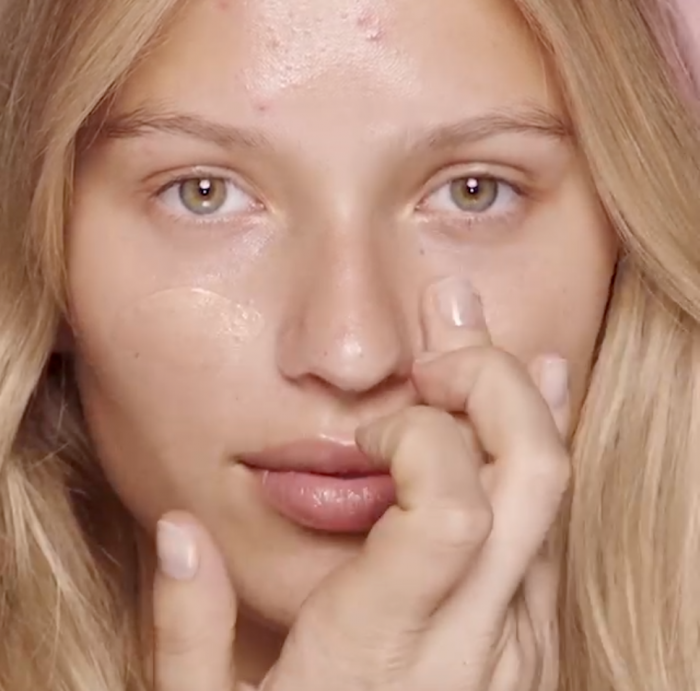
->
xmin=413 ymin=349 xmax=570 ymax=610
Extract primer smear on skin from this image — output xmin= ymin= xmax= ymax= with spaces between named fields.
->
xmin=111 ymin=288 xmax=264 ymax=372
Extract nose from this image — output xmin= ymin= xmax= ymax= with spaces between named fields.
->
xmin=276 ymin=227 xmax=417 ymax=397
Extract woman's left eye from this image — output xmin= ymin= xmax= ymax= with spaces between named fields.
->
xmin=423 ymin=175 xmax=520 ymax=216
xmin=157 ymin=176 xmax=257 ymax=219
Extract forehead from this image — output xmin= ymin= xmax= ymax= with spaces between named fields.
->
xmin=115 ymin=0 xmax=561 ymax=136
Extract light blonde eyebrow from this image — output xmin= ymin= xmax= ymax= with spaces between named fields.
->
xmin=89 ymin=103 xmax=571 ymax=153
xmin=409 ymin=105 xmax=572 ymax=152
xmin=87 ymin=108 xmax=274 ymax=151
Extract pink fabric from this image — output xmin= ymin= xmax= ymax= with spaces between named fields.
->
xmin=672 ymin=0 xmax=700 ymax=81
xmin=677 ymin=0 xmax=700 ymax=70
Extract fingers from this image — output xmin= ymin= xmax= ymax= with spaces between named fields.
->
xmin=520 ymin=554 xmax=560 ymax=691
xmin=416 ymin=348 xmax=569 ymax=603
xmin=529 ymin=355 xmax=571 ymax=440
xmin=421 ymin=277 xmax=491 ymax=353
xmin=413 ymin=277 xmax=570 ymax=614
xmin=153 ymin=512 xmax=237 ymax=691
xmin=303 ymin=405 xmax=491 ymax=634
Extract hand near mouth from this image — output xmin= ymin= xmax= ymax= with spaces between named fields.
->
xmin=151 ymin=277 xmax=570 ymax=691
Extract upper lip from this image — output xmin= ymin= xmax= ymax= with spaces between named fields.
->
xmin=239 ymin=439 xmax=384 ymax=476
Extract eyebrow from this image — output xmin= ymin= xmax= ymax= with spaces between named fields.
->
xmin=90 ymin=103 xmax=571 ymax=153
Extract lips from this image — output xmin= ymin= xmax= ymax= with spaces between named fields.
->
xmin=239 ymin=439 xmax=396 ymax=533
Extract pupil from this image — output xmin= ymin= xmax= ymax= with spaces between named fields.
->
xmin=465 ymin=178 xmax=480 ymax=195
xmin=198 ymin=179 xmax=213 ymax=197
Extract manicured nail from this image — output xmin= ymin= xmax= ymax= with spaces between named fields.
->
xmin=430 ymin=277 xmax=483 ymax=328
xmin=157 ymin=519 xmax=199 ymax=581
xmin=539 ymin=357 xmax=569 ymax=410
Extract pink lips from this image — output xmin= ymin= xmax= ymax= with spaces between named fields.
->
xmin=239 ymin=439 xmax=396 ymax=533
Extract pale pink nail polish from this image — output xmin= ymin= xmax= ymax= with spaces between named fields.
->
xmin=157 ymin=520 xmax=199 ymax=581
xmin=539 ymin=357 xmax=569 ymax=409
xmin=431 ymin=277 xmax=483 ymax=328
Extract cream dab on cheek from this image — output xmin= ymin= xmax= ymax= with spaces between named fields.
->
xmin=110 ymin=288 xmax=265 ymax=373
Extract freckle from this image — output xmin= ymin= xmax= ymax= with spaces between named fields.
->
xmin=253 ymin=99 xmax=270 ymax=113
xmin=266 ymin=36 xmax=280 ymax=49
xmin=215 ymin=0 xmax=229 ymax=9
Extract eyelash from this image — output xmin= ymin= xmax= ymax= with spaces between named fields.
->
xmin=153 ymin=173 xmax=261 ymax=226
xmin=419 ymin=176 xmax=526 ymax=227
xmin=152 ymin=170 xmax=528 ymax=228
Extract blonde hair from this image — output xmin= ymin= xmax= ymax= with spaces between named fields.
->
xmin=0 ymin=1 xmax=698 ymax=690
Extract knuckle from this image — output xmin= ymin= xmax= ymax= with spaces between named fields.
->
xmin=399 ymin=405 xmax=453 ymax=431
xmin=391 ymin=406 xmax=455 ymax=457
xmin=530 ymin=449 xmax=571 ymax=498
xmin=423 ymin=504 xmax=493 ymax=552
xmin=482 ymin=347 xmax=523 ymax=381
xmin=466 ymin=347 xmax=528 ymax=404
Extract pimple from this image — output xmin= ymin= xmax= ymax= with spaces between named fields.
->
xmin=366 ymin=26 xmax=384 ymax=42
xmin=356 ymin=9 xmax=375 ymax=28
xmin=356 ymin=9 xmax=386 ymax=42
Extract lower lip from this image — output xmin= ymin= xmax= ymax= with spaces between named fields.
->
xmin=250 ymin=469 xmax=396 ymax=533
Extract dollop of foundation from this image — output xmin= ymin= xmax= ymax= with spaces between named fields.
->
xmin=111 ymin=288 xmax=265 ymax=372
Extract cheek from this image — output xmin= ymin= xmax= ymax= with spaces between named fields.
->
xmin=71 ymin=288 xmax=269 ymax=520
xmin=481 ymin=247 xmax=615 ymax=410
xmin=110 ymin=287 xmax=264 ymax=370
xmin=77 ymin=287 xmax=265 ymax=402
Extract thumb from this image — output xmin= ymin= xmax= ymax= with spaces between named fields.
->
xmin=153 ymin=511 xmax=238 ymax=691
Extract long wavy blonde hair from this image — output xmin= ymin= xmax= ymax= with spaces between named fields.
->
xmin=0 ymin=1 xmax=698 ymax=690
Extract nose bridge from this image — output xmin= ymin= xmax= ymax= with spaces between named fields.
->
xmin=276 ymin=218 xmax=415 ymax=394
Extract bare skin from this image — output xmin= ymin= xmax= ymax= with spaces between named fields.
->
xmin=67 ymin=0 xmax=616 ymax=686
xmin=152 ymin=286 xmax=570 ymax=690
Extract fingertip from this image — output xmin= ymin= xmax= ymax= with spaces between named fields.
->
xmin=531 ymin=355 xmax=571 ymax=438
xmin=155 ymin=511 xmax=234 ymax=599
xmin=538 ymin=356 xmax=569 ymax=409
xmin=355 ymin=415 xmax=393 ymax=470
xmin=157 ymin=516 xmax=199 ymax=582
xmin=420 ymin=277 xmax=490 ymax=354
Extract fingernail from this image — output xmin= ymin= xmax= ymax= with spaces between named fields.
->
xmin=431 ymin=277 xmax=482 ymax=328
xmin=539 ymin=357 xmax=569 ymax=410
xmin=157 ymin=520 xmax=199 ymax=581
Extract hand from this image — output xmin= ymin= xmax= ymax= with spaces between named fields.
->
xmin=152 ymin=277 xmax=570 ymax=691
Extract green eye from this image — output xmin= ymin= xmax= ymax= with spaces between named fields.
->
xmin=448 ymin=176 xmax=499 ymax=212
xmin=178 ymin=177 xmax=228 ymax=215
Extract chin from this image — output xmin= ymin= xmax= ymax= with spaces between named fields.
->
xmin=219 ymin=510 xmax=367 ymax=628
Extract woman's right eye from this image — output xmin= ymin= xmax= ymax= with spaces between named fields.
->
xmin=158 ymin=176 xmax=258 ymax=219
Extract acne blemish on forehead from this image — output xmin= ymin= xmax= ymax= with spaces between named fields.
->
xmin=356 ymin=8 xmax=385 ymax=42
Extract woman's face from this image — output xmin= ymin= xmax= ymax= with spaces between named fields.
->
xmin=69 ymin=0 xmax=616 ymax=629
